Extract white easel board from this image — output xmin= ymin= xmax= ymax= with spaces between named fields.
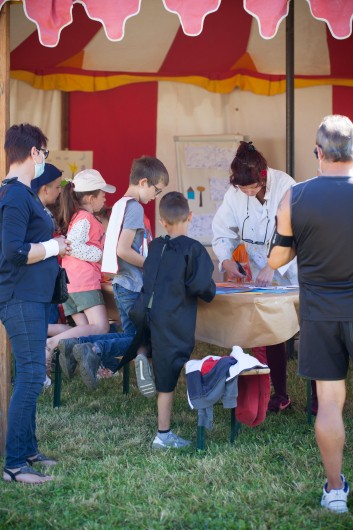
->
xmin=174 ymin=134 xmax=245 ymax=245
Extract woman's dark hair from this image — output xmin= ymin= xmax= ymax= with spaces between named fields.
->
xmin=57 ymin=183 xmax=101 ymax=235
xmin=5 ymin=123 xmax=47 ymax=165
xmin=230 ymin=141 xmax=268 ymax=188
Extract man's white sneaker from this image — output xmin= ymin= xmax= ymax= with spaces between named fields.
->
xmin=321 ymin=475 xmax=349 ymax=513
xmin=152 ymin=431 xmax=191 ymax=449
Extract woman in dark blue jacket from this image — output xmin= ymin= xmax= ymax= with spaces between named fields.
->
xmin=0 ymin=124 xmax=70 ymax=484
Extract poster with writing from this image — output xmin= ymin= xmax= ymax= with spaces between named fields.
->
xmin=175 ymin=134 xmax=245 ymax=245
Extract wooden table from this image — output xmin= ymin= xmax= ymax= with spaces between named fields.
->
xmin=196 ymin=290 xmax=299 ymax=349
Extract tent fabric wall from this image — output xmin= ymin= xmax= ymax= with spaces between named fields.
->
xmin=69 ymin=82 xmax=158 ymax=233
xmin=10 ymin=79 xmax=62 ymax=149
xmin=154 ymin=81 xmax=333 ymax=235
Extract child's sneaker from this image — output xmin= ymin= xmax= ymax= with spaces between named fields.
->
xmin=58 ymin=338 xmax=79 ymax=379
xmin=267 ymin=394 xmax=291 ymax=412
xmin=134 ymin=353 xmax=156 ymax=398
xmin=321 ymin=475 xmax=349 ymax=513
xmin=152 ymin=431 xmax=191 ymax=449
xmin=73 ymin=343 xmax=100 ymax=391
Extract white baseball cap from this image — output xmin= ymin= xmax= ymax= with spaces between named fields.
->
xmin=73 ymin=169 xmax=116 ymax=193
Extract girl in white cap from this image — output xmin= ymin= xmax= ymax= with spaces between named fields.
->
xmin=45 ymin=169 xmax=116 ymax=364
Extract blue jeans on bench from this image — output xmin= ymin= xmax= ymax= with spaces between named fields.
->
xmin=74 ymin=284 xmax=139 ymax=372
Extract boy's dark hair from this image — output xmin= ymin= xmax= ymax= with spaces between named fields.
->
xmin=230 ymin=141 xmax=267 ymax=188
xmin=5 ymin=123 xmax=48 ymax=165
xmin=129 ymin=156 xmax=169 ymax=186
xmin=159 ymin=191 xmax=190 ymax=225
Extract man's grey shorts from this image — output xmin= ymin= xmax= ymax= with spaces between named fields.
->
xmin=298 ymin=320 xmax=353 ymax=380
xmin=62 ymin=290 xmax=105 ymax=316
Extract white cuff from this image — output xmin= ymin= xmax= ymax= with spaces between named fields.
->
xmin=41 ymin=239 xmax=59 ymax=260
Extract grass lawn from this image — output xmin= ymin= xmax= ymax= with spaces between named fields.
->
xmin=1 ymin=342 xmax=353 ymax=529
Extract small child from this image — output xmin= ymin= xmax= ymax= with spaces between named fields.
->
xmin=58 ymin=156 xmax=170 ymax=387
xmin=46 ymin=169 xmax=116 ymax=357
xmin=131 ymin=191 xmax=216 ymax=449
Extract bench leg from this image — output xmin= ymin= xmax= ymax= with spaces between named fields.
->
xmin=123 ymin=363 xmax=130 ymax=394
xmin=230 ymin=408 xmax=241 ymax=444
xmin=306 ymin=379 xmax=312 ymax=425
xmin=53 ymin=350 xmax=62 ymax=408
xmin=196 ymin=425 xmax=205 ymax=450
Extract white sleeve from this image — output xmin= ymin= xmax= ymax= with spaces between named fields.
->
xmin=212 ymin=190 xmax=242 ymax=272
xmin=67 ymin=218 xmax=102 ymax=262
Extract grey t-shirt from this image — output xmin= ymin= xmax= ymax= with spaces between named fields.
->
xmin=112 ymin=199 xmax=145 ymax=292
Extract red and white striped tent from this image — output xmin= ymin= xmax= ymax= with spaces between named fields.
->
xmin=3 ymin=0 xmax=353 ymax=231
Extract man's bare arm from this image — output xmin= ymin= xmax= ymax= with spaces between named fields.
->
xmin=267 ymin=189 xmax=296 ymax=269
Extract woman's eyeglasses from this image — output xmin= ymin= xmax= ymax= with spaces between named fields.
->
xmin=241 ymin=198 xmax=270 ymax=245
xmin=37 ymin=148 xmax=49 ymax=159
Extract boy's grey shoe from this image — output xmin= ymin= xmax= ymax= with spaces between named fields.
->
xmin=321 ymin=475 xmax=349 ymax=514
xmin=58 ymin=338 xmax=79 ymax=379
xmin=152 ymin=431 xmax=191 ymax=450
xmin=73 ymin=343 xmax=100 ymax=391
xmin=134 ymin=353 xmax=156 ymax=398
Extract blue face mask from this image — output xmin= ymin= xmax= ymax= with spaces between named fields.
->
xmin=33 ymin=151 xmax=45 ymax=179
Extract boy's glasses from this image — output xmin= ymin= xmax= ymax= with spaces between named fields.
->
xmin=241 ymin=197 xmax=270 ymax=245
xmin=151 ymin=183 xmax=162 ymax=196
xmin=37 ymin=148 xmax=49 ymax=159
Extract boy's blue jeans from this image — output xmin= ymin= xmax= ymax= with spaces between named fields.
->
xmin=0 ymin=298 xmax=50 ymax=468
xmin=77 ymin=284 xmax=139 ymax=372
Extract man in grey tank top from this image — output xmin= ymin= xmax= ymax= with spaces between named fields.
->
xmin=267 ymin=115 xmax=353 ymax=515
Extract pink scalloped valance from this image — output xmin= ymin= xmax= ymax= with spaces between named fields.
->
xmin=0 ymin=0 xmax=352 ymax=47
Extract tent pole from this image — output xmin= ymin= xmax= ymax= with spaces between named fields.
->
xmin=0 ymin=3 xmax=11 ymax=456
xmin=286 ymin=0 xmax=294 ymax=178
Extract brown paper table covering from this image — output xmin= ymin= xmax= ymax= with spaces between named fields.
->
xmin=102 ymin=282 xmax=299 ymax=350
xmin=196 ymin=290 xmax=299 ymax=349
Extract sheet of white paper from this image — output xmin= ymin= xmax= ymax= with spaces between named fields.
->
xmin=184 ymin=145 xmax=235 ymax=170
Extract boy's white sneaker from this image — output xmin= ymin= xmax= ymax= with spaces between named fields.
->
xmin=321 ymin=475 xmax=349 ymax=513
xmin=134 ymin=354 xmax=156 ymax=398
xmin=152 ymin=431 xmax=191 ymax=449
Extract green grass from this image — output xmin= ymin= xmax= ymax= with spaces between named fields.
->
xmin=1 ymin=343 xmax=353 ymax=529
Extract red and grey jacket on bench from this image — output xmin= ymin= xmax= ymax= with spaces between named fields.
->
xmin=185 ymin=346 xmax=270 ymax=429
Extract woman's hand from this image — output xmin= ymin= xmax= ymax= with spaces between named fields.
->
xmin=222 ymin=259 xmax=247 ymax=281
xmin=55 ymin=235 xmax=71 ymax=257
xmin=254 ymin=263 xmax=274 ymax=287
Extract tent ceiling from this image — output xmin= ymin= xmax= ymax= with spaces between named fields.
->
xmin=4 ymin=0 xmax=353 ymax=95
xmin=1 ymin=0 xmax=352 ymax=46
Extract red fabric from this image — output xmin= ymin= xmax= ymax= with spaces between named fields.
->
xmin=308 ymin=0 xmax=353 ymax=39
xmin=251 ymin=346 xmax=267 ymax=365
xmin=11 ymin=4 xmax=101 ymax=65
xmin=236 ymin=374 xmax=270 ymax=427
xmin=244 ymin=0 xmax=289 ymax=39
xmin=69 ymin=82 xmax=158 ymax=235
xmin=200 ymin=357 xmax=219 ymax=376
xmin=163 ymin=0 xmax=221 ymax=36
xmin=159 ymin=0 xmax=252 ymax=75
xmin=333 ymin=87 xmax=353 ymax=124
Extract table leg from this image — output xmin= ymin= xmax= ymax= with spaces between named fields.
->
xmin=53 ymin=350 xmax=62 ymax=408
xmin=123 ymin=363 xmax=130 ymax=394
xmin=197 ymin=425 xmax=205 ymax=450
xmin=306 ymin=379 xmax=312 ymax=425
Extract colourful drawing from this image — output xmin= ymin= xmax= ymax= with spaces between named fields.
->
xmin=187 ymin=186 xmax=195 ymax=199
xmin=47 ymin=150 xmax=93 ymax=181
xmin=197 ymin=186 xmax=205 ymax=207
